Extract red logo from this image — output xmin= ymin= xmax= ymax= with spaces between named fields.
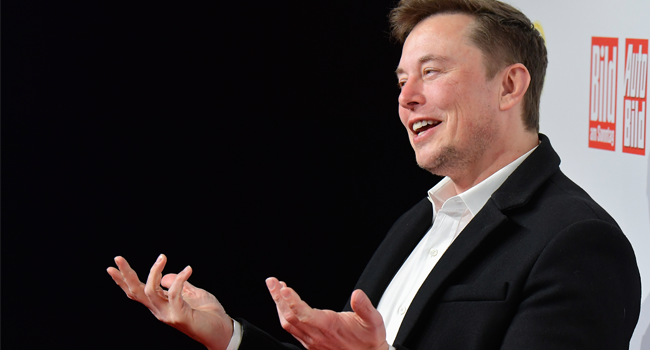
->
xmin=589 ymin=37 xmax=618 ymax=151
xmin=622 ymin=38 xmax=648 ymax=155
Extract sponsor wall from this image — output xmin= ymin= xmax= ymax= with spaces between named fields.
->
xmin=507 ymin=0 xmax=650 ymax=348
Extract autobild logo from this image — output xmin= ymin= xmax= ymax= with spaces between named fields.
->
xmin=589 ymin=37 xmax=618 ymax=151
xmin=622 ymin=38 xmax=648 ymax=155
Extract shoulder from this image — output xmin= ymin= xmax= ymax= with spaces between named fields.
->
xmin=515 ymin=169 xmax=619 ymax=232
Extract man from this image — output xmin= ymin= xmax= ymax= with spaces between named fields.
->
xmin=107 ymin=0 xmax=641 ymax=349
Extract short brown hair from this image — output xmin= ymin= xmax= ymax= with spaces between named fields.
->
xmin=390 ymin=0 xmax=547 ymax=132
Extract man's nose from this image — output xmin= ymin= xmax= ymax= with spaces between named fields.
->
xmin=398 ymin=79 xmax=425 ymax=110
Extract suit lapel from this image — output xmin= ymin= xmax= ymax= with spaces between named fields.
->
xmin=393 ymin=201 xmax=508 ymax=345
xmin=392 ymin=134 xmax=561 ymax=345
xmin=351 ymin=198 xmax=434 ymax=308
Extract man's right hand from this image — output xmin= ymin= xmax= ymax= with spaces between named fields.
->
xmin=107 ymin=254 xmax=233 ymax=350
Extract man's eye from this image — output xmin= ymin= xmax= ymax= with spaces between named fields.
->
xmin=424 ymin=68 xmax=438 ymax=75
xmin=397 ymin=80 xmax=406 ymax=89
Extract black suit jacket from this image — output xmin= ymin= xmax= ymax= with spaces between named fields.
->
xmin=239 ymin=134 xmax=641 ymax=349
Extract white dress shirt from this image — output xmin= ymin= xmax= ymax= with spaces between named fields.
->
xmin=227 ymin=319 xmax=243 ymax=350
xmin=230 ymin=146 xmax=537 ymax=349
xmin=377 ymin=146 xmax=537 ymax=346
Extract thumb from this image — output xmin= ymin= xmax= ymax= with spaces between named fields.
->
xmin=351 ymin=289 xmax=382 ymax=325
xmin=162 ymin=274 xmax=199 ymax=293
xmin=161 ymin=273 xmax=178 ymax=288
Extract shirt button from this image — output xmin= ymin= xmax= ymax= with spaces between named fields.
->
xmin=429 ymin=248 xmax=438 ymax=257
xmin=398 ymin=306 xmax=406 ymax=315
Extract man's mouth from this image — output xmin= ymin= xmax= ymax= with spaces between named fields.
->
xmin=412 ymin=120 xmax=441 ymax=136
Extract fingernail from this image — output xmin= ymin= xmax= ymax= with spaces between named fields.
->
xmin=265 ymin=278 xmax=274 ymax=290
xmin=281 ymin=287 xmax=291 ymax=299
xmin=354 ymin=289 xmax=366 ymax=303
xmin=157 ymin=254 xmax=163 ymax=262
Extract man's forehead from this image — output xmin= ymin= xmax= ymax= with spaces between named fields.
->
xmin=403 ymin=13 xmax=475 ymax=49
xmin=414 ymin=12 xmax=476 ymax=34
xmin=395 ymin=14 xmax=477 ymax=76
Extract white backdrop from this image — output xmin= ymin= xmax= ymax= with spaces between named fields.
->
xmin=506 ymin=0 xmax=650 ymax=348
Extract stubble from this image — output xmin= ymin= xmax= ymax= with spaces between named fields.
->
xmin=418 ymin=119 xmax=497 ymax=179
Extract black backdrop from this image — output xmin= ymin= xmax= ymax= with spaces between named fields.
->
xmin=4 ymin=2 xmax=441 ymax=348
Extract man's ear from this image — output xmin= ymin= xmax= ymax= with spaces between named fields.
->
xmin=499 ymin=63 xmax=530 ymax=111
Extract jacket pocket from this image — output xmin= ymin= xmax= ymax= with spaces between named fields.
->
xmin=439 ymin=282 xmax=509 ymax=302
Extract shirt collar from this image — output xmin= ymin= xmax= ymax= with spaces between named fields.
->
xmin=427 ymin=145 xmax=538 ymax=217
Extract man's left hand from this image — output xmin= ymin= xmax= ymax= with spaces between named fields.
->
xmin=266 ymin=277 xmax=389 ymax=350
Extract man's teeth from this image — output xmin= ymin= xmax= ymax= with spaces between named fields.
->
xmin=412 ymin=120 xmax=438 ymax=135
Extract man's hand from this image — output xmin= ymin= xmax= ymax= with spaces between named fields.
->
xmin=266 ymin=277 xmax=389 ymax=350
xmin=107 ymin=255 xmax=233 ymax=350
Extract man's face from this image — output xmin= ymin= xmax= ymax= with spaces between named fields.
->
xmin=396 ymin=14 xmax=502 ymax=179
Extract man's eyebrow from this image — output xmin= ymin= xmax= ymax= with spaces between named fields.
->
xmin=395 ymin=54 xmax=447 ymax=75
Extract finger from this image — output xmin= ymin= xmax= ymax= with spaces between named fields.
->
xmin=107 ymin=266 xmax=132 ymax=295
xmin=266 ymin=278 xmax=283 ymax=302
xmin=351 ymin=289 xmax=384 ymax=328
xmin=111 ymin=256 xmax=151 ymax=305
xmin=114 ymin=256 xmax=143 ymax=289
xmin=114 ymin=256 xmax=135 ymax=275
xmin=265 ymin=277 xmax=284 ymax=317
xmin=180 ymin=280 xmax=200 ymax=296
xmin=169 ymin=265 xmax=193 ymax=313
xmin=107 ymin=266 xmax=123 ymax=284
xmin=162 ymin=274 xmax=197 ymax=296
xmin=161 ymin=273 xmax=178 ymax=289
xmin=145 ymin=254 xmax=169 ymax=310
xmin=279 ymin=287 xmax=314 ymax=331
xmin=267 ymin=278 xmax=306 ymax=321
xmin=266 ymin=278 xmax=311 ymax=341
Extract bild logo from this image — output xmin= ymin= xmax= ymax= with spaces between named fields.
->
xmin=589 ymin=37 xmax=618 ymax=151
xmin=622 ymin=38 xmax=648 ymax=155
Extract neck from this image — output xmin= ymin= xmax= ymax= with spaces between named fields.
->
xmin=450 ymin=131 xmax=538 ymax=194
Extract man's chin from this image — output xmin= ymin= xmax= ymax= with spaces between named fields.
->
xmin=415 ymin=146 xmax=460 ymax=177
xmin=416 ymin=156 xmax=444 ymax=177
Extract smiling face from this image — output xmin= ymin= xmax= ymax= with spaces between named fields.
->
xmin=397 ymin=13 xmax=505 ymax=184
